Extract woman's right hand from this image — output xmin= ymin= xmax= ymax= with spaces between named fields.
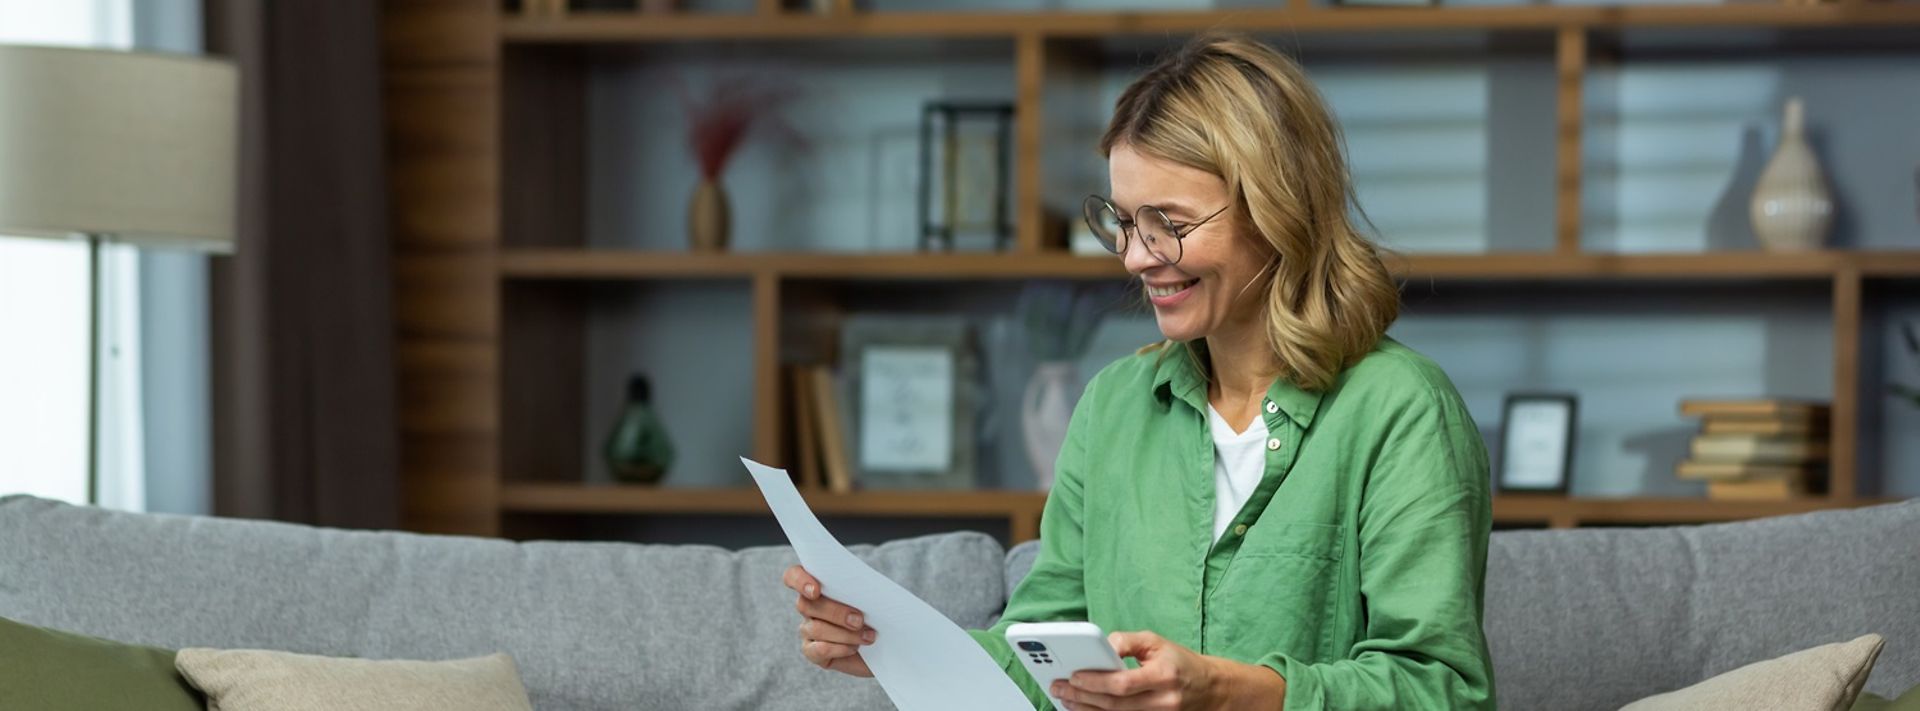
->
xmin=783 ymin=564 xmax=876 ymax=678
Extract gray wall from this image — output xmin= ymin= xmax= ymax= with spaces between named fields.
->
xmin=134 ymin=0 xmax=213 ymax=516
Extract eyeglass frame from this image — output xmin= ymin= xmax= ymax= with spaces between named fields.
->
xmin=1082 ymin=195 xmax=1232 ymax=266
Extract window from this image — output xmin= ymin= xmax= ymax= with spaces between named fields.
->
xmin=0 ymin=0 xmax=140 ymax=507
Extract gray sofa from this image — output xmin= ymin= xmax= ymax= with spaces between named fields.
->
xmin=1 ymin=494 xmax=1915 ymax=710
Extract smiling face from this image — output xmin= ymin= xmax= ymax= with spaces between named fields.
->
xmin=1108 ymin=143 xmax=1272 ymax=344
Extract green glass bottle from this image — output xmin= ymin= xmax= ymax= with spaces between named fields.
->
xmin=604 ymin=373 xmax=674 ymax=485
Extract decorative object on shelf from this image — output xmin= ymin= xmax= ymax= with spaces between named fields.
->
xmin=919 ymin=101 xmax=1015 ymax=253
xmin=1497 ymin=393 xmax=1578 ymax=494
xmin=1676 ymin=398 xmax=1829 ymax=500
xmin=1749 ymin=97 xmax=1833 ymax=252
xmin=677 ymin=75 xmax=801 ymax=253
xmin=839 ymin=315 xmax=981 ymax=490
xmin=1016 ymin=282 xmax=1117 ymax=491
xmin=604 ymin=373 xmax=676 ymax=485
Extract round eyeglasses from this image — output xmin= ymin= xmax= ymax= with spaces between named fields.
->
xmin=1082 ymin=195 xmax=1230 ymax=266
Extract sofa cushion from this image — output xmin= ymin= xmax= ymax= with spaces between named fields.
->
xmin=175 ymin=648 xmax=533 ymax=711
xmin=1619 ymin=633 xmax=1883 ymax=711
xmin=1486 ymin=500 xmax=1920 ymax=711
xmin=1004 ymin=500 xmax=1920 ymax=711
xmin=0 ymin=615 xmax=203 ymax=711
xmin=0 ymin=495 xmax=1009 ymax=711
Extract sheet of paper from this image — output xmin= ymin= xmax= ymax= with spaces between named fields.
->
xmin=743 ymin=458 xmax=1031 ymax=711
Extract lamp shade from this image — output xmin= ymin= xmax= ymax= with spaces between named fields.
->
xmin=0 ymin=44 xmax=238 ymax=253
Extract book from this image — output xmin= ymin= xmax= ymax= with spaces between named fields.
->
xmin=1680 ymin=399 xmax=1829 ymax=420
xmin=809 ymin=365 xmax=855 ymax=495
xmin=1674 ymin=460 xmax=1821 ymax=481
xmin=1701 ymin=417 xmax=1827 ymax=437
xmin=1688 ymin=435 xmax=1828 ymax=464
xmin=789 ymin=365 xmax=822 ymax=491
xmin=1707 ymin=477 xmax=1810 ymax=501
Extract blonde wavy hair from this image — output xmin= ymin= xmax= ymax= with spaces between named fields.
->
xmin=1105 ymin=33 xmax=1401 ymax=393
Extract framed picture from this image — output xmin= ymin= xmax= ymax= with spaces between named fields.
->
xmin=1498 ymin=393 xmax=1578 ymax=494
xmin=919 ymin=102 xmax=1014 ymax=253
xmin=838 ymin=315 xmax=980 ymax=490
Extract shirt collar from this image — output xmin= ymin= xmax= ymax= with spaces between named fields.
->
xmin=1151 ymin=340 xmax=1324 ymax=430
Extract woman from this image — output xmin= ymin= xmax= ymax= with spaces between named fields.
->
xmin=784 ymin=34 xmax=1495 ymax=710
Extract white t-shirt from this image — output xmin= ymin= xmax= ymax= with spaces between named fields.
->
xmin=1207 ymin=403 xmax=1270 ymax=543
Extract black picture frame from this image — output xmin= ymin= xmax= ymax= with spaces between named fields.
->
xmin=918 ymin=101 xmax=1015 ymax=253
xmin=1497 ymin=392 xmax=1578 ymax=494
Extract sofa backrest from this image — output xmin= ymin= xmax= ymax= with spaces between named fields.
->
xmin=1007 ymin=499 xmax=1920 ymax=710
xmin=0 ymin=495 xmax=1009 ymax=711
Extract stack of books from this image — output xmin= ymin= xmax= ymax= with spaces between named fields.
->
xmin=1675 ymin=399 xmax=1830 ymax=500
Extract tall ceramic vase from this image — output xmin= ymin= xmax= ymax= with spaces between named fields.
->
xmin=1022 ymin=361 xmax=1079 ymax=491
xmin=689 ymin=178 xmax=730 ymax=252
xmin=1749 ymin=97 xmax=1832 ymax=252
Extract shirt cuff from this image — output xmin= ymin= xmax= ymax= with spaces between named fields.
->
xmin=1258 ymin=653 xmax=1323 ymax=711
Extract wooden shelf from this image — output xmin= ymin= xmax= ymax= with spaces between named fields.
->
xmin=1491 ymin=494 xmax=1899 ymax=527
xmin=500 ymin=483 xmax=1901 ymax=538
xmin=497 ymin=248 xmax=1920 ymax=282
xmin=500 ymin=5 xmax=1920 ymax=43
xmin=502 ymin=483 xmax=1047 ymax=517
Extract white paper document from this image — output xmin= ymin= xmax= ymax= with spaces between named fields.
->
xmin=742 ymin=458 xmax=1032 ymax=711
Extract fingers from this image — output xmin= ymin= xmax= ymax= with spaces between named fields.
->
xmin=800 ymin=619 xmax=875 ymax=647
xmin=801 ymin=640 xmax=861 ymax=668
xmin=1107 ymin=630 xmax=1164 ymax=658
xmin=795 ymin=591 xmax=867 ymax=632
xmin=781 ymin=565 xmax=820 ymax=599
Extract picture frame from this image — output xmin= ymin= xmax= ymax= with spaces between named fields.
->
xmin=918 ymin=101 xmax=1015 ymax=253
xmin=837 ymin=315 xmax=980 ymax=490
xmin=1497 ymin=392 xmax=1578 ymax=494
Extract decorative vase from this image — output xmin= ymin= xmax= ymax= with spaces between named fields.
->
xmin=604 ymin=373 xmax=675 ymax=485
xmin=689 ymin=178 xmax=730 ymax=253
xmin=1022 ymin=361 xmax=1080 ymax=491
xmin=1749 ymin=97 xmax=1833 ymax=252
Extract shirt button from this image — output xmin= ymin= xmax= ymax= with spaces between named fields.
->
xmin=1266 ymin=437 xmax=1281 ymax=451
xmin=1233 ymin=524 xmax=1249 ymax=537
xmin=1265 ymin=401 xmax=1279 ymax=414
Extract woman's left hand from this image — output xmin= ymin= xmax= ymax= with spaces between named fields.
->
xmin=1049 ymin=631 xmax=1285 ymax=711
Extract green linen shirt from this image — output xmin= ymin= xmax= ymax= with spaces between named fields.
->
xmin=968 ymin=335 xmax=1496 ymax=710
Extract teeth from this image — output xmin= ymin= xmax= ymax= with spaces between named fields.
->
xmin=1147 ymin=280 xmax=1194 ymax=298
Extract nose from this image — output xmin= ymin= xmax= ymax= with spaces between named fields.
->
xmin=1119 ymin=229 xmax=1163 ymax=276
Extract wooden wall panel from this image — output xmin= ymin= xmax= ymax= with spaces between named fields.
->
xmin=384 ymin=0 xmax=501 ymax=536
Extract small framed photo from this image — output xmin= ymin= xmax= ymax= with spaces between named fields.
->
xmin=838 ymin=315 xmax=979 ymax=490
xmin=1498 ymin=393 xmax=1578 ymax=494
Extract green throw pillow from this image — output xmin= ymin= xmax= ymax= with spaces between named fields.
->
xmin=1854 ymin=683 xmax=1920 ymax=711
xmin=0 ymin=616 xmax=203 ymax=710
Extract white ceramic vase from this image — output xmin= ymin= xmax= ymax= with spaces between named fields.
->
xmin=1022 ymin=361 xmax=1079 ymax=492
xmin=1749 ymin=97 xmax=1833 ymax=252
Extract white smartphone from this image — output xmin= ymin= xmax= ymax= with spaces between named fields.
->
xmin=1005 ymin=622 xmax=1127 ymax=711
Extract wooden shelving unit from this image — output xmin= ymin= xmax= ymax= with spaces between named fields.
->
xmin=497 ymin=248 xmax=1920 ymax=282
xmin=383 ymin=0 xmax=1920 ymax=543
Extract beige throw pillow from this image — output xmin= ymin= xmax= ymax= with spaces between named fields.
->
xmin=1622 ymin=634 xmax=1885 ymax=711
xmin=174 ymin=648 xmax=533 ymax=711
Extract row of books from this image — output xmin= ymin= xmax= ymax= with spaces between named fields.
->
xmin=788 ymin=364 xmax=855 ymax=494
xmin=1675 ymin=398 xmax=1829 ymax=501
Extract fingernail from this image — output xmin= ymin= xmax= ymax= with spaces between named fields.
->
xmin=804 ymin=584 xmax=817 ymax=598
xmin=862 ymin=629 xmax=876 ymax=643
xmin=847 ymin=613 xmax=862 ymax=628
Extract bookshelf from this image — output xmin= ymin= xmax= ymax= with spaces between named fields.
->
xmin=384 ymin=0 xmax=1920 ymax=543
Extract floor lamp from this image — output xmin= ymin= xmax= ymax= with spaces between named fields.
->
xmin=0 ymin=45 xmax=238 ymax=504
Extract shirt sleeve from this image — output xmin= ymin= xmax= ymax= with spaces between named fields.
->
xmin=968 ymin=382 xmax=1099 ymax=710
xmin=1255 ymin=380 xmax=1497 ymax=710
